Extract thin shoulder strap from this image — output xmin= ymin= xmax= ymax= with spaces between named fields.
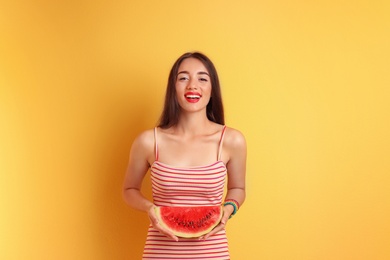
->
xmin=154 ymin=127 xmax=159 ymax=161
xmin=217 ymin=125 xmax=227 ymax=161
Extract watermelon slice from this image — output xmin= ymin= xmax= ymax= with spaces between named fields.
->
xmin=155 ymin=206 xmax=223 ymax=238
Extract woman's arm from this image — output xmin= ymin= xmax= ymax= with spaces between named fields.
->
xmin=224 ymin=128 xmax=247 ymax=215
xmin=202 ymin=127 xmax=247 ymax=239
xmin=122 ymin=130 xmax=154 ymax=212
xmin=122 ymin=129 xmax=178 ymax=241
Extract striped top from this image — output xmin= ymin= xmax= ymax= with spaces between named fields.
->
xmin=142 ymin=126 xmax=229 ymax=260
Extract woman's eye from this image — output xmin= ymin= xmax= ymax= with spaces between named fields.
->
xmin=199 ymin=78 xmax=208 ymax=82
xmin=179 ymin=77 xmax=188 ymax=81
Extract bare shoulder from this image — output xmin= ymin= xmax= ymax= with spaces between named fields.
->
xmin=135 ymin=129 xmax=154 ymax=145
xmin=223 ymin=126 xmax=246 ymax=167
xmin=133 ymin=128 xmax=155 ymax=147
xmin=224 ymin=126 xmax=246 ymax=149
xmin=130 ymin=128 xmax=155 ymax=162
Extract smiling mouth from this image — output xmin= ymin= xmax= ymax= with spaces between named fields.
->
xmin=185 ymin=94 xmax=201 ymax=100
xmin=184 ymin=92 xmax=202 ymax=103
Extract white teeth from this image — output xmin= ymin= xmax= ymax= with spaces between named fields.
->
xmin=185 ymin=95 xmax=201 ymax=99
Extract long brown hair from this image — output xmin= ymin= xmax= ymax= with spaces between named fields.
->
xmin=158 ymin=52 xmax=225 ymax=128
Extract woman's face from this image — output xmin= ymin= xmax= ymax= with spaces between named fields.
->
xmin=175 ymin=57 xmax=212 ymax=113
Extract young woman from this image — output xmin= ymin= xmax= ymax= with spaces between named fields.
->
xmin=123 ymin=52 xmax=247 ymax=259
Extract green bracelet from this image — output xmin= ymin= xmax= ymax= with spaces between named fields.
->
xmin=224 ymin=201 xmax=237 ymax=219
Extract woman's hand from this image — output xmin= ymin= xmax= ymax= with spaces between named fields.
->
xmin=198 ymin=204 xmax=234 ymax=240
xmin=147 ymin=205 xmax=179 ymax=241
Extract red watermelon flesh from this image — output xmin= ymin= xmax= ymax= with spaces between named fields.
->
xmin=155 ymin=206 xmax=223 ymax=238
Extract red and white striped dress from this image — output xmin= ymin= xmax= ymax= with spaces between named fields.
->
xmin=142 ymin=126 xmax=229 ymax=260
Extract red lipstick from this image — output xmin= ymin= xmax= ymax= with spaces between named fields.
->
xmin=184 ymin=92 xmax=202 ymax=103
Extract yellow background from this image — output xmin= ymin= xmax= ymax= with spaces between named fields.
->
xmin=1 ymin=0 xmax=389 ymax=259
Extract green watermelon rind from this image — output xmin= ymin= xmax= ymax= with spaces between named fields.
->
xmin=155 ymin=206 xmax=223 ymax=238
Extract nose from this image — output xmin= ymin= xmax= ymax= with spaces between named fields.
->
xmin=187 ymin=78 xmax=197 ymax=89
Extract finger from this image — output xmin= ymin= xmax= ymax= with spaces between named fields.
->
xmin=203 ymin=222 xmax=225 ymax=240
xmin=147 ymin=206 xmax=159 ymax=224
xmin=155 ymin=223 xmax=179 ymax=241
xmin=164 ymin=232 xmax=179 ymax=241
xmin=149 ymin=216 xmax=159 ymax=226
xmin=220 ymin=215 xmax=229 ymax=225
xmin=202 ymin=228 xmax=218 ymax=240
xmin=163 ymin=229 xmax=179 ymax=241
xmin=147 ymin=206 xmax=179 ymax=241
xmin=221 ymin=208 xmax=233 ymax=224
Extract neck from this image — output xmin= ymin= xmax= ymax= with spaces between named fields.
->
xmin=175 ymin=111 xmax=213 ymax=135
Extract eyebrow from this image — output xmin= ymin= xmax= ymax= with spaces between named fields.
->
xmin=177 ymin=71 xmax=210 ymax=76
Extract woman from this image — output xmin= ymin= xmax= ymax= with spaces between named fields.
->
xmin=123 ymin=52 xmax=246 ymax=259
